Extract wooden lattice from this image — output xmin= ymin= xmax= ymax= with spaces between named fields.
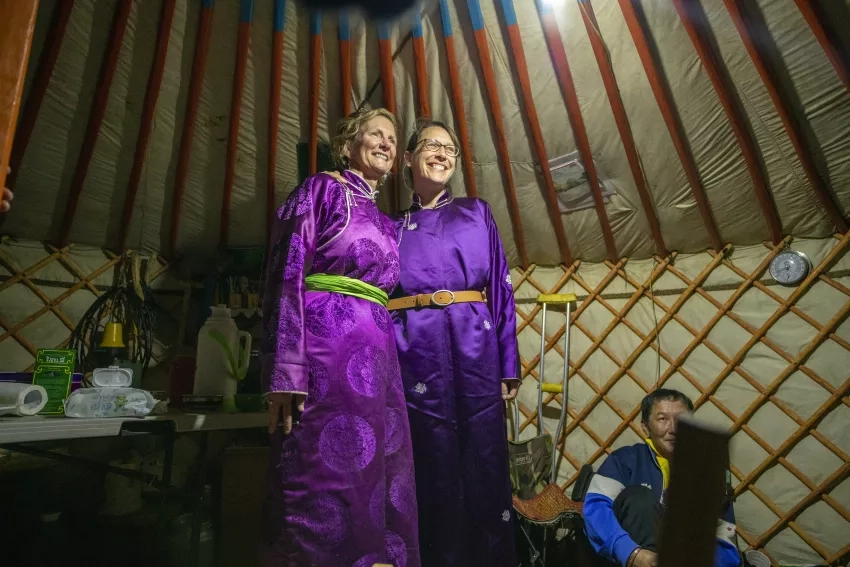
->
xmin=0 ymin=237 xmax=180 ymax=372
xmin=510 ymin=234 xmax=850 ymax=566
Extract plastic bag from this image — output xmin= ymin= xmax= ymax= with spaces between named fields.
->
xmin=64 ymin=387 xmax=156 ymax=418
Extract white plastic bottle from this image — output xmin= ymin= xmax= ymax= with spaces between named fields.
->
xmin=193 ymin=305 xmax=252 ymax=400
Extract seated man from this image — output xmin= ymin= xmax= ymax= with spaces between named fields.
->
xmin=583 ymin=389 xmax=741 ymax=567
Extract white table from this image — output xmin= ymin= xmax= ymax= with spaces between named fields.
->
xmin=0 ymin=410 xmax=267 ymax=444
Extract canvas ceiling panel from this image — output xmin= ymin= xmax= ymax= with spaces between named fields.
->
xmin=591 ymin=0 xmax=708 ymax=254
xmin=19 ymin=0 xmax=57 ymax=106
xmin=552 ymin=1 xmax=657 ymax=260
xmin=703 ymin=1 xmax=834 ymax=238
xmin=66 ymin=0 xmax=161 ymax=247
xmin=436 ymin=0 xmax=522 ymax=265
xmin=129 ymin=1 xmax=193 ymax=253
xmin=348 ymin=16 xmax=383 ymax=114
xmin=758 ymin=0 xmax=850 ymax=221
xmin=513 ymin=1 xmax=636 ymax=263
xmin=226 ymin=1 xmax=275 ymax=248
xmin=174 ymin=0 xmax=240 ymax=255
xmin=464 ymin=2 xmax=578 ymax=265
xmin=4 ymin=0 xmax=119 ymax=244
xmin=320 ymin=14 xmax=343 ymax=144
xmin=418 ymin=3 xmax=468 ymax=198
xmin=643 ymin=1 xmax=769 ymax=247
xmin=272 ymin=4 xmax=312 ymax=203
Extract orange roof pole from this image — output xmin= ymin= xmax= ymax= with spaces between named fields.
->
xmin=56 ymin=0 xmax=134 ymax=248
xmin=168 ymin=0 xmax=215 ymax=257
xmin=117 ymin=0 xmax=176 ymax=252
xmin=617 ymin=0 xmax=723 ymax=251
xmin=0 ymin=0 xmax=40 ymax=228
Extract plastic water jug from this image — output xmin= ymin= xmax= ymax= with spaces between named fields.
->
xmin=193 ymin=305 xmax=252 ymax=400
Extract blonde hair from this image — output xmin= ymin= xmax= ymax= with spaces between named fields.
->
xmin=330 ymin=108 xmax=400 ymax=170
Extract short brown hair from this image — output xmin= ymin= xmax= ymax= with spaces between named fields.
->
xmin=330 ymin=108 xmax=400 ymax=170
xmin=402 ymin=118 xmax=462 ymax=189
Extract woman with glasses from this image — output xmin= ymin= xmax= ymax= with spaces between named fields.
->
xmin=387 ymin=118 xmax=519 ymax=566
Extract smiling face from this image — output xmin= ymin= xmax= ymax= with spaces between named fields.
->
xmin=641 ymin=399 xmax=690 ymax=461
xmin=404 ymin=126 xmax=458 ymax=191
xmin=345 ymin=115 xmax=397 ymax=183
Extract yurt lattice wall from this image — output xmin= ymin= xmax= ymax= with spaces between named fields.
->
xmin=0 ymin=238 xmax=184 ymax=374
xmin=510 ymin=235 xmax=850 ymax=566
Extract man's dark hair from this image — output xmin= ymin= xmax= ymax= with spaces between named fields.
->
xmin=640 ymin=389 xmax=694 ymax=423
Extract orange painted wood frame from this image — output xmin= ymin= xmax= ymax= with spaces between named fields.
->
xmin=377 ymin=22 xmax=399 ymax=212
xmin=411 ymin=13 xmax=430 ymax=118
xmin=535 ymin=1 xmax=614 ymax=261
xmin=793 ymin=0 xmax=850 ymax=92
xmin=168 ymin=0 xmax=214 ymax=256
xmin=308 ymin=13 xmax=321 ymax=176
xmin=117 ymin=0 xmax=176 ymax=252
xmin=577 ymin=0 xmax=667 ymax=256
xmin=56 ymin=0 xmax=133 ymax=248
xmin=437 ymin=0 xmax=477 ymax=199
xmin=672 ymin=0 xmax=782 ymax=245
xmin=219 ymin=0 xmax=254 ymax=251
xmin=338 ymin=13 xmax=351 ymax=116
xmin=463 ymin=0 xmax=529 ymax=267
xmin=267 ymin=0 xmax=287 ymax=250
xmin=6 ymin=0 xmax=74 ymax=192
xmin=722 ymin=0 xmax=847 ymax=233
xmin=617 ymin=0 xmax=722 ymax=251
xmin=0 ymin=0 xmax=39 ymax=194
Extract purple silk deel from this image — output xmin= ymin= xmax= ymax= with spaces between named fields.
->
xmin=391 ymin=193 xmax=519 ymax=566
xmin=260 ymin=170 xmax=420 ymax=567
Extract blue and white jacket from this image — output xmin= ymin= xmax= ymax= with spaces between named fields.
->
xmin=583 ymin=442 xmax=741 ymax=567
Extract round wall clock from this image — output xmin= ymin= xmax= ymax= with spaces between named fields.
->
xmin=769 ymin=248 xmax=811 ymax=287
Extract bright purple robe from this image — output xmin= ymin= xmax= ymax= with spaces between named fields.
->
xmin=390 ymin=193 xmax=519 ymax=566
xmin=260 ymin=170 xmax=420 ymax=567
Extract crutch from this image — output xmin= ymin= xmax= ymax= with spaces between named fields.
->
xmin=513 ymin=293 xmax=576 ymax=483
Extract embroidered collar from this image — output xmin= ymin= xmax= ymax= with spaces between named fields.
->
xmin=343 ymin=169 xmax=379 ymax=202
xmin=411 ymin=189 xmax=453 ymax=211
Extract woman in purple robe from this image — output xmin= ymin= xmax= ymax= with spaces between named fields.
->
xmin=261 ymin=108 xmax=420 ymax=567
xmin=388 ymin=119 xmax=520 ymax=566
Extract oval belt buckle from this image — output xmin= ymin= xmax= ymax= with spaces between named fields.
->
xmin=430 ymin=289 xmax=455 ymax=307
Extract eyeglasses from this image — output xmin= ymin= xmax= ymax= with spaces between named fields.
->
xmin=417 ymin=139 xmax=460 ymax=157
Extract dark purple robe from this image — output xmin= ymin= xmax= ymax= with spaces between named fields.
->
xmin=261 ymin=170 xmax=420 ymax=567
xmin=390 ymin=193 xmax=519 ymax=566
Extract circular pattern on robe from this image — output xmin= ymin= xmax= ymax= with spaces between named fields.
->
xmin=369 ymin=482 xmax=385 ymax=528
xmin=391 ymin=358 xmax=404 ymax=392
xmin=345 ymin=238 xmax=384 ymax=282
xmin=378 ymin=252 xmax=400 ymax=291
xmin=306 ymin=356 xmax=329 ymax=405
xmin=370 ymin=303 xmax=391 ymax=334
xmin=306 ymin=293 xmax=356 ymax=338
xmin=282 ymin=186 xmax=311 ymax=219
xmin=270 ymin=367 xmax=295 ymax=391
xmin=353 ymin=553 xmax=379 ymax=567
xmin=386 ymin=531 xmax=407 ymax=567
xmin=346 ymin=346 xmax=387 ymax=398
xmin=318 ymin=414 xmax=377 ymax=473
xmin=295 ymin=492 xmax=351 ymax=548
xmin=390 ymin=469 xmax=416 ymax=517
xmin=284 ymin=234 xmax=306 ymax=281
xmin=384 ymin=408 xmax=404 ymax=455
xmin=276 ymin=435 xmax=298 ymax=482
xmin=275 ymin=297 xmax=301 ymax=351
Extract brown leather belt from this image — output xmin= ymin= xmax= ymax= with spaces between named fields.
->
xmin=386 ymin=290 xmax=484 ymax=311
